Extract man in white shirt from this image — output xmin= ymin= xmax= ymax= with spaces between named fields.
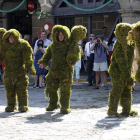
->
xmin=34 ymin=31 xmax=51 ymax=49
xmin=84 ymin=34 xmax=95 ymax=86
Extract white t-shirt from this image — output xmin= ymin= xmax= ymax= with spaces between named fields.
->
xmin=84 ymin=42 xmax=94 ymax=57
xmin=75 ymin=46 xmax=82 ymax=69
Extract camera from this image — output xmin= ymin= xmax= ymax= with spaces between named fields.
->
xmin=90 ymin=37 xmax=93 ymax=41
xmin=37 ymin=44 xmax=43 ymax=48
xmin=97 ymin=39 xmax=100 ymax=43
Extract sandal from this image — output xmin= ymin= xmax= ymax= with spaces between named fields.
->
xmin=105 ymin=86 xmax=108 ymax=90
xmin=76 ymin=86 xmax=80 ymax=89
xmin=94 ymin=86 xmax=99 ymax=89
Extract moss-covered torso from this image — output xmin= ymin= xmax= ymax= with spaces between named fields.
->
xmin=50 ymin=41 xmax=72 ymax=73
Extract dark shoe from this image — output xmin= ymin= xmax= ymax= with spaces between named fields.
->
xmin=105 ymin=86 xmax=108 ymax=90
xmin=87 ymin=83 xmax=92 ymax=86
xmin=94 ymin=86 xmax=99 ymax=89
xmin=76 ymin=86 xmax=81 ymax=89
xmin=39 ymin=86 xmax=43 ymax=88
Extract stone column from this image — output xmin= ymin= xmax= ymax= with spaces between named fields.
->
xmin=118 ymin=0 xmax=140 ymax=23
xmin=38 ymin=0 xmax=57 ymax=12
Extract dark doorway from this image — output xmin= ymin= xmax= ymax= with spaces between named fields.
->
xmin=7 ymin=11 xmax=32 ymax=36
xmin=58 ymin=17 xmax=75 ymax=30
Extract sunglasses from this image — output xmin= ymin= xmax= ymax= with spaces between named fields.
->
xmin=90 ymin=35 xmax=95 ymax=37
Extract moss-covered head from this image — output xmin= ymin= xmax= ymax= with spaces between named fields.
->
xmin=52 ymin=25 xmax=70 ymax=42
xmin=114 ymin=23 xmax=132 ymax=43
xmin=2 ymin=29 xmax=20 ymax=44
xmin=129 ymin=21 xmax=140 ymax=43
xmin=70 ymin=25 xmax=87 ymax=41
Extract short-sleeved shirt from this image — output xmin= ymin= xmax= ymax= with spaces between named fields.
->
xmin=84 ymin=42 xmax=94 ymax=57
xmin=94 ymin=43 xmax=107 ymax=63
xmin=34 ymin=38 xmax=51 ymax=49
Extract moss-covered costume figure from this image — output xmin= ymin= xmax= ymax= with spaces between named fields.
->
xmin=39 ymin=25 xmax=87 ymax=114
xmin=128 ymin=21 xmax=140 ymax=84
xmin=0 ymin=28 xmax=7 ymax=61
xmin=107 ymin=23 xmax=138 ymax=117
xmin=0 ymin=29 xmax=36 ymax=112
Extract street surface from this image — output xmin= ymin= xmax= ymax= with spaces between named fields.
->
xmin=0 ymin=75 xmax=140 ymax=140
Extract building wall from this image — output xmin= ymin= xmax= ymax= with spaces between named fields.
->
xmin=75 ymin=14 xmax=118 ymax=37
xmin=32 ymin=2 xmax=55 ymax=40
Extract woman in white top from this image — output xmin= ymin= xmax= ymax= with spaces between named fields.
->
xmin=73 ymin=41 xmax=84 ymax=89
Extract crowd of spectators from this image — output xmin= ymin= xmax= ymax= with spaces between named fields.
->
xmin=0 ymin=26 xmax=117 ymax=91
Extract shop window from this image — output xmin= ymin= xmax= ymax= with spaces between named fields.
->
xmin=88 ymin=0 xmax=93 ymax=2
xmin=68 ymin=0 xmax=75 ymax=4
xmin=96 ymin=0 xmax=102 ymax=2
xmin=78 ymin=0 xmax=83 ymax=4
xmin=103 ymin=0 xmax=114 ymax=4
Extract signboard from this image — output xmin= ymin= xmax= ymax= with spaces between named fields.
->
xmin=27 ymin=0 xmax=35 ymax=14
xmin=38 ymin=22 xmax=54 ymax=38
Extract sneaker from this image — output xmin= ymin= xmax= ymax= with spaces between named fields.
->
xmin=101 ymin=83 xmax=105 ymax=87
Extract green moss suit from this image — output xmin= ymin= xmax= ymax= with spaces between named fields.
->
xmin=108 ymin=23 xmax=137 ymax=116
xmin=39 ymin=25 xmax=87 ymax=114
xmin=0 ymin=29 xmax=36 ymax=112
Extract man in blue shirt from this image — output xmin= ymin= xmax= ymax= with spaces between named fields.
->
xmin=90 ymin=36 xmax=109 ymax=90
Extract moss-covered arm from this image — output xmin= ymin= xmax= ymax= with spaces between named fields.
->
xmin=66 ymin=25 xmax=87 ymax=66
xmin=38 ymin=44 xmax=52 ymax=68
xmin=21 ymin=40 xmax=36 ymax=76
xmin=0 ymin=51 xmax=4 ymax=65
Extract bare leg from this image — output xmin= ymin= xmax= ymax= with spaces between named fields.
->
xmin=34 ymin=75 xmax=38 ymax=87
xmin=76 ymin=79 xmax=79 ymax=88
xmin=96 ymin=72 xmax=99 ymax=86
xmin=102 ymin=71 xmax=107 ymax=86
xmin=39 ymin=74 xmax=43 ymax=87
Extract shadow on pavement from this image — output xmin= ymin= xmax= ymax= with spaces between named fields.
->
xmin=25 ymin=112 xmax=65 ymax=124
xmin=95 ymin=116 xmax=126 ymax=130
xmin=0 ymin=111 xmax=23 ymax=118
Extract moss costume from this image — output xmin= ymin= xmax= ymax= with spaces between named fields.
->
xmin=128 ymin=21 xmax=140 ymax=84
xmin=0 ymin=28 xmax=7 ymax=62
xmin=107 ymin=23 xmax=138 ymax=117
xmin=39 ymin=25 xmax=87 ymax=114
xmin=0 ymin=29 xmax=36 ymax=112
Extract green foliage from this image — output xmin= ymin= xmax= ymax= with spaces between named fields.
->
xmin=36 ymin=10 xmax=51 ymax=25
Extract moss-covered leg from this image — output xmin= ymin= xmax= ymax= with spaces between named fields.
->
xmin=45 ymin=73 xmax=60 ymax=111
xmin=107 ymin=81 xmax=124 ymax=116
xmin=4 ymin=81 xmax=17 ymax=112
xmin=60 ymin=75 xmax=72 ymax=114
xmin=120 ymin=86 xmax=138 ymax=116
xmin=16 ymin=75 xmax=29 ymax=112
xmin=120 ymin=86 xmax=132 ymax=116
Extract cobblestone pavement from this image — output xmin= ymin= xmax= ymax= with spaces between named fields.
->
xmin=0 ymin=77 xmax=140 ymax=140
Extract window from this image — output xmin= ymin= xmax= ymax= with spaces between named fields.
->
xmin=68 ymin=0 xmax=75 ymax=4
xmin=88 ymin=0 xmax=93 ymax=2
xmin=96 ymin=0 xmax=102 ymax=2
xmin=103 ymin=0 xmax=114 ymax=4
xmin=78 ymin=0 xmax=83 ymax=4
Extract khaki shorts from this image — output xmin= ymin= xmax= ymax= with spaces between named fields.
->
xmin=93 ymin=61 xmax=108 ymax=71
